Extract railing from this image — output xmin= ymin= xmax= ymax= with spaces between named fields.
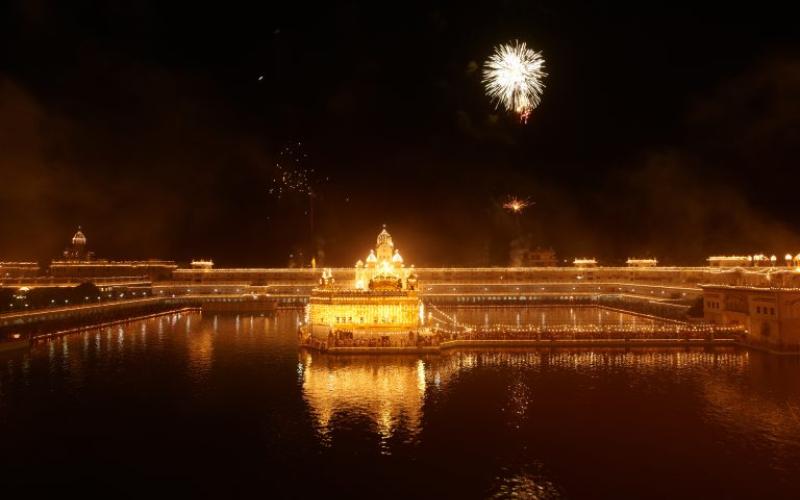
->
xmin=301 ymin=311 xmax=745 ymax=350
xmin=302 ymin=325 xmax=744 ymax=351
xmin=426 ymin=295 xmax=696 ymax=321
xmin=432 ymin=324 xmax=744 ymax=339
xmin=0 ymin=298 xmax=199 ymax=342
xmin=0 ymin=276 xmax=150 ymax=286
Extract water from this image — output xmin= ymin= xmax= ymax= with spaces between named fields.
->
xmin=1 ymin=309 xmax=799 ymax=498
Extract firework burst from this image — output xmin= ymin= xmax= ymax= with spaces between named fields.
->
xmin=483 ymin=41 xmax=547 ymax=123
xmin=268 ymin=141 xmax=328 ymax=199
xmin=503 ymin=196 xmax=533 ymax=214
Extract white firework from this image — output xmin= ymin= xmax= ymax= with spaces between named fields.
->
xmin=483 ymin=41 xmax=547 ymax=123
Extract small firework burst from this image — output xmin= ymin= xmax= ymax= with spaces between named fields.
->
xmin=268 ymin=141 xmax=327 ymax=199
xmin=503 ymin=196 xmax=532 ymax=214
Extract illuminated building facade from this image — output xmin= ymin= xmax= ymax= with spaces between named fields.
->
xmin=509 ymin=244 xmax=557 ymax=267
xmin=703 ymin=284 xmax=800 ymax=350
xmin=190 ymin=260 xmax=214 ymax=270
xmin=627 ymin=258 xmax=658 ymax=268
xmin=50 ymin=227 xmax=177 ymax=280
xmin=303 ymin=227 xmax=423 ymax=339
xmin=0 ymin=262 xmax=39 ymax=279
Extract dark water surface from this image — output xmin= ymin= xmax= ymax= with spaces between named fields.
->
xmin=1 ymin=310 xmax=799 ymax=498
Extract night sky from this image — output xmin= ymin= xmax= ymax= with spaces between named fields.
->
xmin=1 ymin=1 xmax=798 ymax=266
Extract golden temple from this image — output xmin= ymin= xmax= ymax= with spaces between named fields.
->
xmin=300 ymin=226 xmax=426 ymax=347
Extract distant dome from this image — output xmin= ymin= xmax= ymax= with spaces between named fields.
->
xmin=72 ymin=228 xmax=86 ymax=246
xmin=366 ymin=250 xmax=377 ymax=263
xmin=392 ymin=249 xmax=403 ymax=264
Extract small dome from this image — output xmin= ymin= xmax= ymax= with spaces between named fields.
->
xmin=72 ymin=228 xmax=87 ymax=246
xmin=366 ymin=250 xmax=377 ymax=263
xmin=355 ymin=259 xmax=364 ymax=268
xmin=392 ymin=249 xmax=403 ymax=263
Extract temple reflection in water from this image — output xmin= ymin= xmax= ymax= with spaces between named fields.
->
xmin=298 ymin=346 xmax=753 ymax=440
xmin=298 ymin=350 xmax=427 ymax=439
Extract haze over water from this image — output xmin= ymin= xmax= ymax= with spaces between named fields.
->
xmin=1 ymin=310 xmax=799 ymax=498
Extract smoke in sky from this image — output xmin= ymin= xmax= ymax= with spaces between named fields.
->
xmin=1 ymin=52 xmax=798 ymax=266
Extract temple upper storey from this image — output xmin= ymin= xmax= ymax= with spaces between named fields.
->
xmin=375 ymin=227 xmax=394 ymax=261
xmin=353 ymin=226 xmax=417 ymax=291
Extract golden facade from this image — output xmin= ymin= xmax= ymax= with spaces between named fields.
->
xmin=307 ymin=290 xmax=422 ymax=330
xmin=703 ymin=285 xmax=800 ymax=350
xmin=305 ymin=227 xmax=423 ymax=335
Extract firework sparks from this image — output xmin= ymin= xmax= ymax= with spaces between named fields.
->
xmin=483 ymin=40 xmax=547 ymax=123
xmin=503 ymin=196 xmax=532 ymax=214
xmin=268 ymin=141 xmax=325 ymax=199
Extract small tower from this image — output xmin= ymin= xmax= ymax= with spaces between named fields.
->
xmin=376 ymin=225 xmax=394 ymax=262
xmin=63 ymin=226 xmax=89 ymax=260
xmin=72 ymin=227 xmax=87 ymax=248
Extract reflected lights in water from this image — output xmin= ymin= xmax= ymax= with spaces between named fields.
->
xmin=299 ymin=350 xmax=427 ymax=440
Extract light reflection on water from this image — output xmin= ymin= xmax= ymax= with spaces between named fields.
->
xmin=299 ymin=351 xmax=427 ymax=446
xmin=0 ymin=309 xmax=798 ymax=498
xmin=489 ymin=466 xmax=562 ymax=500
xmin=298 ymin=347 xmax=754 ymax=438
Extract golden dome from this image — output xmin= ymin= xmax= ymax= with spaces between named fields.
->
xmin=72 ymin=227 xmax=87 ymax=247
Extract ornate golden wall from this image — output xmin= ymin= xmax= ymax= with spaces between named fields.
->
xmin=308 ymin=292 xmax=421 ymax=330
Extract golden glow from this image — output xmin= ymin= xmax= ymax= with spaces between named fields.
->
xmin=626 ymin=258 xmax=657 ymax=267
xmin=300 ymin=351 xmax=426 ymax=438
xmin=709 ymin=254 xmax=793 ymax=268
xmin=306 ymin=293 xmax=421 ymax=330
xmin=708 ymin=255 xmax=752 ymax=267
xmin=348 ymin=226 xmax=418 ymax=293
xmin=299 ymin=349 xmax=752 ymax=441
xmin=304 ymin=227 xmax=422 ymax=337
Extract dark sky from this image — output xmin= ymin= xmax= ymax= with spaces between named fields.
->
xmin=1 ymin=1 xmax=799 ymax=266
